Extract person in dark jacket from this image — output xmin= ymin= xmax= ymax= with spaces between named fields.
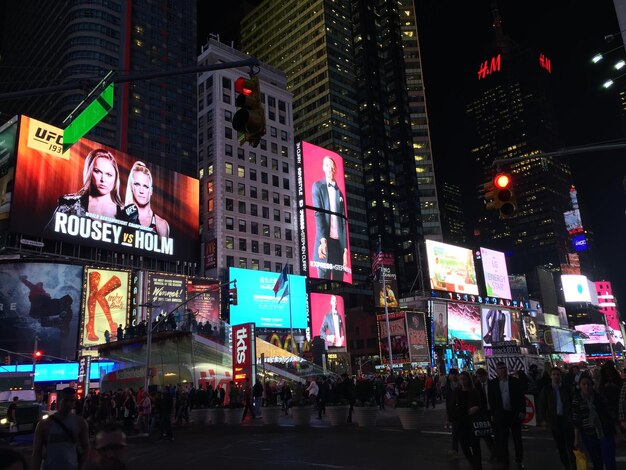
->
xmin=445 ymin=368 xmax=461 ymax=459
xmin=450 ymin=371 xmax=482 ymax=469
xmin=488 ymin=361 xmax=526 ymax=468
xmin=539 ymin=367 xmax=575 ymax=470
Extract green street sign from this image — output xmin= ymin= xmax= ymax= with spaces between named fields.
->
xmin=63 ymin=83 xmax=114 ymax=152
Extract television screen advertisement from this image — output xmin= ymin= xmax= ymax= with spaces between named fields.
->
xmin=479 ymin=247 xmax=512 ymax=299
xmin=521 ymin=313 xmax=539 ymax=344
xmin=232 ymin=322 xmax=255 ymax=384
xmin=296 ymin=141 xmax=352 ymax=284
xmin=432 ymin=301 xmax=448 ymax=345
xmin=80 ymin=267 xmax=130 ymax=347
xmin=371 ymin=252 xmax=399 ymax=308
xmin=0 ymin=262 xmax=82 ymax=360
xmin=481 ymin=307 xmax=513 ymax=346
xmin=10 ymin=115 xmax=199 ymax=262
xmin=147 ymin=273 xmax=186 ymax=327
xmin=551 ymin=328 xmax=575 ymax=353
xmin=310 ymin=293 xmax=347 ymax=348
xmin=229 ymin=267 xmax=308 ymax=329
xmin=406 ymin=312 xmax=430 ymax=363
xmin=377 ymin=311 xmax=410 ymax=364
xmin=0 ymin=116 xmax=18 ymax=221
xmin=186 ymin=277 xmax=220 ymax=328
xmin=509 ymin=275 xmax=529 ymax=304
xmin=447 ymin=302 xmax=481 ymax=341
xmin=425 ymin=240 xmax=479 ymax=295
xmin=561 ymin=275 xmax=593 ymax=303
xmin=575 ymin=324 xmax=609 ymax=344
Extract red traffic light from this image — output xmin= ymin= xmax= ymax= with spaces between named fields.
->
xmin=34 ymin=351 xmax=42 ymax=358
xmin=235 ymin=77 xmax=254 ymax=96
xmin=494 ymin=174 xmax=510 ymax=189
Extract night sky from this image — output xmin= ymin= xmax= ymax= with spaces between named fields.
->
xmin=200 ymin=1 xmax=626 ymax=305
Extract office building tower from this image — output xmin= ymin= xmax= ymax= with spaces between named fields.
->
xmin=439 ymin=181 xmax=468 ymax=246
xmin=197 ymin=39 xmax=299 ymax=281
xmin=240 ymin=0 xmax=441 ymax=299
xmin=0 ymin=0 xmax=197 ymax=176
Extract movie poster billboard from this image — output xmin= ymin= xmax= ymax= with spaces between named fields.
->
xmin=296 ymin=141 xmax=352 ymax=284
xmin=378 ymin=311 xmax=410 ymax=364
xmin=479 ymin=247 xmax=512 ymax=299
xmin=406 ymin=312 xmax=430 ymax=363
xmin=310 ymin=293 xmax=347 ymax=348
xmin=521 ymin=313 xmax=539 ymax=344
xmin=81 ymin=267 xmax=130 ymax=347
xmin=432 ymin=301 xmax=448 ymax=345
xmin=186 ymin=277 xmax=220 ymax=327
xmin=425 ymin=240 xmax=479 ymax=295
xmin=0 ymin=116 xmax=18 ymax=221
xmin=372 ymin=252 xmax=399 ymax=308
xmin=10 ymin=115 xmax=199 ymax=262
xmin=0 ymin=262 xmax=82 ymax=359
xmin=447 ymin=302 xmax=481 ymax=341
xmin=147 ymin=273 xmax=186 ymax=327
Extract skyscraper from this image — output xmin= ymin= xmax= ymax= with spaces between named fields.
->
xmin=0 ymin=0 xmax=197 ymax=176
xmin=240 ymin=0 xmax=441 ymax=300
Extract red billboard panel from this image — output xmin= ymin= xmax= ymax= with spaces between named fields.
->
xmin=406 ymin=311 xmax=430 ymax=363
xmin=310 ymin=293 xmax=347 ymax=348
xmin=296 ymin=141 xmax=352 ymax=284
xmin=377 ymin=311 xmax=410 ymax=364
xmin=11 ymin=116 xmax=199 ymax=262
xmin=232 ymin=323 xmax=255 ymax=384
xmin=80 ymin=267 xmax=131 ymax=347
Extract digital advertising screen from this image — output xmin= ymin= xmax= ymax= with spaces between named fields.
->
xmin=0 ymin=116 xmax=18 ymax=221
xmin=311 ymin=293 xmax=347 ymax=348
xmin=295 ymin=141 xmax=352 ymax=284
xmin=425 ymin=240 xmax=479 ymax=295
xmin=378 ymin=311 xmax=410 ymax=364
xmin=406 ymin=311 xmax=430 ymax=363
xmin=479 ymin=247 xmax=512 ymax=299
xmin=509 ymin=275 xmax=529 ymax=304
xmin=551 ymin=327 xmax=576 ymax=353
xmin=564 ymin=209 xmax=583 ymax=235
xmin=575 ymin=324 xmax=609 ymax=344
xmin=0 ymin=262 xmax=83 ymax=360
xmin=10 ymin=115 xmax=199 ymax=262
xmin=372 ymin=252 xmax=399 ymax=308
xmin=561 ymin=275 xmax=594 ymax=303
xmin=432 ymin=301 xmax=448 ymax=345
xmin=229 ymin=267 xmax=308 ymax=329
xmin=186 ymin=277 xmax=220 ymax=327
xmin=148 ymin=273 xmax=186 ymax=326
xmin=572 ymin=234 xmax=588 ymax=252
xmin=80 ymin=267 xmax=130 ymax=347
xmin=481 ymin=308 xmax=513 ymax=345
xmin=521 ymin=313 xmax=539 ymax=344
xmin=447 ymin=302 xmax=481 ymax=341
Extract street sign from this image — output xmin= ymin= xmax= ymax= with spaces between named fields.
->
xmin=63 ymin=83 xmax=114 ymax=152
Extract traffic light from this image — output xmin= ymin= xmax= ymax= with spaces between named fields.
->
xmin=34 ymin=351 xmax=43 ymax=361
xmin=232 ymin=75 xmax=265 ymax=147
xmin=4 ymin=355 xmax=10 ymax=365
xmin=483 ymin=173 xmax=517 ymax=218
xmin=228 ymin=288 xmax=238 ymax=306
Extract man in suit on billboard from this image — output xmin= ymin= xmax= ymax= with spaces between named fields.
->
xmin=485 ymin=308 xmax=507 ymax=344
xmin=319 ymin=295 xmax=345 ymax=347
xmin=312 ymin=156 xmax=348 ymax=281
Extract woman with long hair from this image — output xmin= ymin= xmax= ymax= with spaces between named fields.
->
xmin=123 ymin=161 xmax=169 ymax=238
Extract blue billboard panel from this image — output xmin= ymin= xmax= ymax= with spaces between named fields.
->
xmin=572 ymin=234 xmax=587 ymax=252
xmin=1 ymin=361 xmax=116 ymax=382
xmin=228 ymin=267 xmax=308 ymax=329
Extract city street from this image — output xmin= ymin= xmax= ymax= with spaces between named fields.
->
xmin=11 ymin=406 xmax=626 ymax=469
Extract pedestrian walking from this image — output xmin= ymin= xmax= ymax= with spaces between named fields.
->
xmin=445 ymin=368 xmax=461 ymax=459
xmin=449 ymin=371 xmax=482 ymax=469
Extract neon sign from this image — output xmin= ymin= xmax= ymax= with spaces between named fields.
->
xmin=539 ymin=53 xmax=551 ymax=73
xmin=477 ymin=54 xmax=501 ymax=80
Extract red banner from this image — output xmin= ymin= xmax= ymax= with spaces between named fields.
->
xmin=232 ymin=323 xmax=255 ymax=384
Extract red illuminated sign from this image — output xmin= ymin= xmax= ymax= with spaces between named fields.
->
xmin=539 ymin=53 xmax=551 ymax=73
xmin=232 ymin=323 xmax=255 ymax=384
xmin=477 ymin=54 xmax=501 ymax=80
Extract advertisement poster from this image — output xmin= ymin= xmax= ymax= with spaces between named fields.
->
xmin=371 ymin=252 xmax=399 ymax=308
xmin=310 ymin=293 xmax=347 ymax=348
xmin=0 ymin=117 xmax=18 ymax=220
xmin=186 ymin=277 xmax=220 ymax=327
xmin=296 ymin=141 xmax=352 ymax=284
xmin=509 ymin=275 xmax=529 ymax=304
xmin=148 ymin=273 xmax=186 ymax=326
xmin=406 ymin=312 xmax=430 ymax=363
xmin=0 ymin=262 xmax=82 ymax=359
xmin=432 ymin=301 xmax=448 ymax=345
xmin=11 ymin=116 xmax=199 ymax=262
xmin=481 ymin=308 xmax=513 ymax=345
xmin=522 ymin=313 xmax=539 ymax=344
xmin=561 ymin=275 xmax=593 ymax=303
xmin=447 ymin=302 xmax=481 ymax=341
xmin=425 ymin=240 xmax=479 ymax=295
xmin=81 ymin=267 xmax=130 ymax=347
xmin=575 ymin=324 xmax=609 ymax=344
xmin=378 ymin=312 xmax=410 ymax=364
xmin=229 ymin=267 xmax=308 ymax=329
xmin=479 ymin=247 xmax=512 ymax=299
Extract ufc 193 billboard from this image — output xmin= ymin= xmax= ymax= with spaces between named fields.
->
xmin=10 ymin=116 xmax=199 ymax=262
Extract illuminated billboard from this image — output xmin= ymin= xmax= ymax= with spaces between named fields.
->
xmin=447 ymin=302 xmax=481 ymax=341
xmin=481 ymin=308 xmax=512 ymax=345
xmin=564 ymin=209 xmax=583 ymax=235
xmin=378 ymin=311 xmax=410 ymax=364
xmin=147 ymin=273 xmax=186 ymax=327
xmin=296 ymin=141 xmax=352 ymax=284
xmin=575 ymin=324 xmax=609 ymax=344
xmin=80 ymin=267 xmax=130 ymax=347
xmin=406 ymin=312 xmax=429 ymax=363
xmin=186 ymin=277 xmax=220 ymax=327
xmin=11 ymin=116 xmax=199 ymax=262
xmin=425 ymin=240 xmax=478 ymax=295
xmin=229 ymin=267 xmax=308 ymax=329
xmin=561 ymin=275 xmax=598 ymax=304
xmin=0 ymin=117 xmax=18 ymax=221
xmin=479 ymin=247 xmax=511 ymax=299
xmin=311 ymin=293 xmax=347 ymax=348
xmin=0 ymin=262 xmax=82 ymax=360
xmin=372 ymin=252 xmax=399 ymax=308
xmin=432 ymin=301 xmax=448 ymax=345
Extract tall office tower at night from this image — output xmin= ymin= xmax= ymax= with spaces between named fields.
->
xmin=240 ymin=0 xmax=441 ymax=300
xmin=439 ymin=181 xmax=468 ymax=246
xmin=197 ymin=39 xmax=299 ymax=281
xmin=466 ymin=7 xmax=573 ymax=297
xmin=0 ymin=1 xmax=197 ymax=176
